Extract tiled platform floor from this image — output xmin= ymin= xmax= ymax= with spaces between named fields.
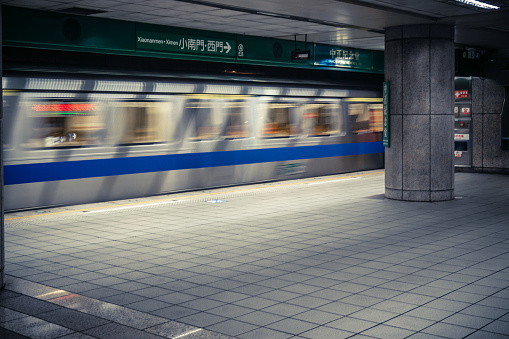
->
xmin=1 ymin=170 xmax=509 ymax=339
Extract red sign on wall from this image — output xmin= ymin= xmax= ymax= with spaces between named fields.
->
xmin=454 ymin=90 xmax=469 ymax=99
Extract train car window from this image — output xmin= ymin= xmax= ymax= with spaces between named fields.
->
xmin=116 ymin=102 xmax=168 ymax=145
xmin=23 ymin=101 xmax=105 ymax=148
xmin=2 ymin=90 xmax=17 ymax=150
xmin=368 ymin=104 xmax=383 ymax=133
xmin=301 ymin=103 xmax=341 ymax=136
xmin=187 ymin=100 xmax=220 ymax=141
xmin=348 ymin=102 xmax=384 ymax=134
xmin=348 ymin=103 xmax=370 ymax=134
xmin=261 ymin=103 xmax=297 ymax=138
xmin=223 ymin=101 xmax=249 ymax=139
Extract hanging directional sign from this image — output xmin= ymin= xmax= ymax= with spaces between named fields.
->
xmin=136 ymin=24 xmax=236 ymax=58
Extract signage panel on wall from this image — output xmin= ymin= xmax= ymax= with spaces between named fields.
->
xmin=454 ymin=90 xmax=469 ymax=99
xmin=454 ymin=134 xmax=470 ymax=141
xmin=383 ymin=81 xmax=390 ymax=147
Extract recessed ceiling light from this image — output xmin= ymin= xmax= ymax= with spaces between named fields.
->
xmin=455 ymin=0 xmax=500 ymax=9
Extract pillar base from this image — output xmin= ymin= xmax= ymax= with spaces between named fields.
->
xmin=386 ymin=188 xmax=455 ymax=202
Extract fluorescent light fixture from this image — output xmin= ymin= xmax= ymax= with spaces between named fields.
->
xmin=455 ymin=0 xmax=499 ymax=9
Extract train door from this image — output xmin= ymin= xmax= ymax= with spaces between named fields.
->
xmin=454 ymin=77 xmax=472 ymax=167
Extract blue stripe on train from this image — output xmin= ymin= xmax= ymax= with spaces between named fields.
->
xmin=4 ymin=141 xmax=384 ymax=185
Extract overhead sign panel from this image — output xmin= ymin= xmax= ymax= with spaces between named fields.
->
xmin=236 ymin=35 xmax=312 ymax=66
xmin=315 ymin=44 xmax=374 ymax=71
xmin=3 ymin=6 xmax=134 ymax=53
xmin=3 ymin=7 xmax=384 ymax=74
xmin=136 ymin=24 xmax=235 ymax=58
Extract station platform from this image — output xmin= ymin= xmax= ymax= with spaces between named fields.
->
xmin=1 ymin=170 xmax=508 ymax=339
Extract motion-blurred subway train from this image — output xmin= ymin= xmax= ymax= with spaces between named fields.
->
xmin=3 ymin=73 xmax=384 ymax=211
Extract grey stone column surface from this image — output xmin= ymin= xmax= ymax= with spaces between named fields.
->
xmin=0 ymin=4 xmax=4 ymax=289
xmin=385 ymin=24 xmax=455 ymax=201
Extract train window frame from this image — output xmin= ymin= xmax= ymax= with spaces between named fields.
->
xmin=345 ymin=98 xmax=384 ymax=134
xmin=222 ymin=99 xmax=250 ymax=140
xmin=186 ymin=98 xmax=222 ymax=142
xmin=368 ymin=103 xmax=383 ymax=133
xmin=2 ymin=90 xmax=19 ymax=151
xmin=21 ymin=99 xmax=106 ymax=149
xmin=113 ymin=100 xmax=170 ymax=146
xmin=301 ymin=102 xmax=343 ymax=137
xmin=259 ymin=101 xmax=299 ymax=139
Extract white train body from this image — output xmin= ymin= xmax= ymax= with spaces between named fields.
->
xmin=3 ymin=75 xmax=384 ymax=211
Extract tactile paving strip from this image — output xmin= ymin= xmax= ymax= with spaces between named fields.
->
xmin=5 ymin=171 xmax=383 ymax=227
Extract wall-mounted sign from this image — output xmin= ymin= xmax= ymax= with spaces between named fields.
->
xmin=461 ymin=107 xmax=470 ymax=115
xmin=454 ymin=90 xmax=469 ymax=99
xmin=454 ymin=151 xmax=463 ymax=158
xmin=454 ymin=134 xmax=470 ymax=141
xmin=383 ymin=81 xmax=390 ymax=147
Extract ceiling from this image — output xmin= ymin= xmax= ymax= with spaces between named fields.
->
xmin=2 ymin=0 xmax=509 ymax=55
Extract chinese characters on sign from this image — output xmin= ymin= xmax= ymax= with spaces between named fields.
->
xmin=314 ymin=44 xmax=375 ymax=71
xmin=383 ymin=81 xmax=390 ymax=147
xmin=329 ymin=48 xmax=361 ymax=67
xmin=136 ymin=31 xmax=235 ymax=57
xmin=176 ymin=38 xmax=231 ymax=53
xmin=454 ymin=134 xmax=470 ymax=141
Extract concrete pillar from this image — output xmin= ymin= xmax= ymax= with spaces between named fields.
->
xmin=385 ymin=24 xmax=455 ymax=202
xmin=0 ymin=4 xmax=4 ymax=289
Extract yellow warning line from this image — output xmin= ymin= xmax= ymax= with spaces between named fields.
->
xmin=5 ymin=171 xmax=384 ymax=221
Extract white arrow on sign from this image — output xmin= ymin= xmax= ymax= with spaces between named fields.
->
xmin=224 ymin=42 xmax=231 ymax=53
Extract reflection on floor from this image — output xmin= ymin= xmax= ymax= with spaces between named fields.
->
xmin=1 ymin=171 xmax=509 ymax=338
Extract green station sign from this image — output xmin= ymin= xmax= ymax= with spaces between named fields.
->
xmin=3 ymin=6 xmax=383 ymax=73
xmin=383 ymin=81 xmax=390 ymax=147
xmin=236 ymin=35 xmax=312 ymax=67
xmin=315 ymin=44 xmax=376 ymax=71
xmin=136 ymin=24 xmax=236 ymax=58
